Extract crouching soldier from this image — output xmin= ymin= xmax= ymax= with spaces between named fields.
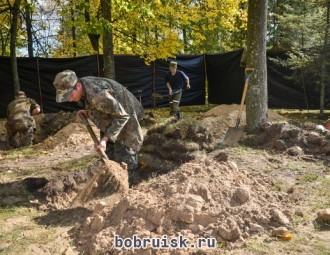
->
xmin=6 ymin=91 xmax=41 ymax=148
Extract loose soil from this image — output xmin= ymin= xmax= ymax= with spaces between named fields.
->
xmin=0 ymin=105 xmax=329 ymax=255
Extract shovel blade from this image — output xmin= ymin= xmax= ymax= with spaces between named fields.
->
xmin=221 ymin=127 xmax=244 ymax=146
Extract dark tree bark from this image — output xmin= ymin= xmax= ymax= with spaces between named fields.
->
xmin=71 ymin=1 xmax=77 ymax=57
xmin=101 ymin=0 xmax=115 ymax=79
xmin=183 ymin=28 xmax=187 ymax=52
xmin=320 ymin=0 xmax=330 ymax=117
xmin=10 ymin=0 xmax=22 ymax=94
xmin=84 ymin=0 xmax=100 ymax=53
xmin=24 ymin=2 xmax=33 ymax=57
xmin=245 ymin=0 xmax=268 ymax=133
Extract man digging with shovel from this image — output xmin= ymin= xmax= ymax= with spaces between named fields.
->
xmin=53 ymin=70 xmax=144 ymax=182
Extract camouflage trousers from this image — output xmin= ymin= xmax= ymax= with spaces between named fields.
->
xmin=101 ymin=132 xmax=138 ymax=171
xmin=6 ymin=120 xmax=34 ymax=148
xmin=169 ymin=90 xmax=182 ymax=119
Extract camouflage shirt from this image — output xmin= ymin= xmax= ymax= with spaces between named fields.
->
xmin=80 ymin=77 xmax=144 ymax=151
xmin=6 ymin=98 xmax=39 ymax=128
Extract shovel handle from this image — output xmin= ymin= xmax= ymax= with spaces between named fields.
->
xmin=235 ymin=67 xmax=254 ymax=128
xmin=79 ymin=113 xmax=109 ymax=160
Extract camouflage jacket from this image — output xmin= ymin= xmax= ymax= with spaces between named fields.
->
xmin=6 ymin=98 xmax=39 ymax=128
xmin=80 ymin=77 xmax=144 ymax=151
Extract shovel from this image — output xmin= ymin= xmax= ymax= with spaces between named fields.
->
xmin=71 ymin=113 xmax=128 ymax=207
xmin=221 ymin=67 xmax=254 ymax=146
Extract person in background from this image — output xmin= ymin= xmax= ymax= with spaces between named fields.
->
xmin=6 ymin=91 xmax=41 ymax=148
xmin=165 ymin=61 xmax=190 ymax=120
xmin=53 ymin=70 xmax=144 ymax=174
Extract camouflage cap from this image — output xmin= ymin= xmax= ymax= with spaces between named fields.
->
xmin=53 ymin=70 xmax=78 ymax=103
xmin=169 ymin=61 xmax=177 ymax=70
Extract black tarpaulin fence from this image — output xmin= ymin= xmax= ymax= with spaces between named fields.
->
xmin=206 ymin=49 xmax=245 ymax=105
xmin=0 ymin=50 xmax=324 ymax=118
xmin=0 ymin=54 xmax=206 ymax=118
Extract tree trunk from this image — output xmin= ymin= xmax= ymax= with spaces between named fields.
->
xmin=84 ymin=0 xmax=100 ymax=52
xmin=183 ymin=28 xmax=187 ymax=52
xmin=10 ymin=0 xmax=22 ymax=95
xmin=101 ymin=0 xmax=115 ymax=79
xmin=320 ymin=0 xmax=330 ymax=117
xmin=25 ymin=2 xmax=33 ymax=57
xmin=71 ymin=2 xmax=77 ymax=57
xmin=245 ymin=0 xmax=268 ymax=134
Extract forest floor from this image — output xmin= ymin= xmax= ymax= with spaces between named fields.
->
xmin=0 ymin=105 xmax=329 ymax=255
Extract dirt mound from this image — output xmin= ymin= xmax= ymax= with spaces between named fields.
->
xmin=35 ymin=122 xmax=94 ymax=151
xmin=34 ymin=111 xmax=77 ymax=143
xmin=77 ymin=155 xmax=293 ymax=254
xmin=245 ymin=121 xmax=330 ymax=156
xmin=199 ymin=104 xmax=286 ymax=140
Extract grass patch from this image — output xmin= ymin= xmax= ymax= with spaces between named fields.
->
xmin=147 ymin=104 xmax=215 ymax=120
xmin=285 ymin=161 xmax=305 ymax=174
xmin=274 ymin=109 xmax=330 ymax=123
xmin=245 ymin=239 xmax=270 ymax=254
xmin=0 ymin=207 xmax=29 ymax=221
xmin=52 ymin=154 xmax=98 ymax=172
xmin=0 ymin=207 xmax=68 ymax=254
xmin=272 ymin=180 xmax=285 ymax=191
xmin=1 ymin=147 xmax=40 ymax=161
xmin=320 ymin=177 xmax=330 ymax=186
xmin=8 ymin=168 xmax=39 ymax=179
xmin=314 ymin=241 xmax=330 ymax=255
xmin=245 ymin=234 xmax=330 ymax=255
xmin=300 ymin=173 xmax=319 ymax=183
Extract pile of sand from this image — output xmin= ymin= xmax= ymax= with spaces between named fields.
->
xmin=199 ymin=104 xmax=286 ymax=140
xmin=76 ymin=154 xmax=293 ymax=254
xmin=35 ymin=122 xmax=94 ymax=151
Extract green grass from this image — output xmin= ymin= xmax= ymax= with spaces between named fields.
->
xmin=245 ymin=239 xmax=269 ymax=254
xmin=0 ymin=207 xmax=29 ymax=221
xmin=1 ymin=155 xmax=98 ymax=182
xmin=52 ymin=154 xmax=98 ymax=172
xmin=7 ymin=168 xmax=39 ymax=179
xmin=0 ymin=147 xmax=40 ymax=161
xmin=300 ymin=172 xmax=319 ymax=183
xmin=320 ymin=177 xmax=330 ymax=186
xmin=146 ymin=104 xmax=215 ymax=119
xmin=272 ymin=180 xmax=285 ymax=191
xmin=0 ymin=222 xmax=57 ymax=254
xmin=0 ymin=207 xmax=71 ymax=254
xmin=245 ymin=234 xmax=330 ymax=255
xmin=153 ymin=106 xmax=330 ymax=123
xmin=273 ymin=109 xmax=330 ymax=123
xmin=315 ymin=242 xmax=330 ymax=255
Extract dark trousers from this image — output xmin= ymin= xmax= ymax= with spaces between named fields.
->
xmin=101 ymin=132 xmax=138 ymax=171
xmin=169 ymin=90 xmax=182 ymax=118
